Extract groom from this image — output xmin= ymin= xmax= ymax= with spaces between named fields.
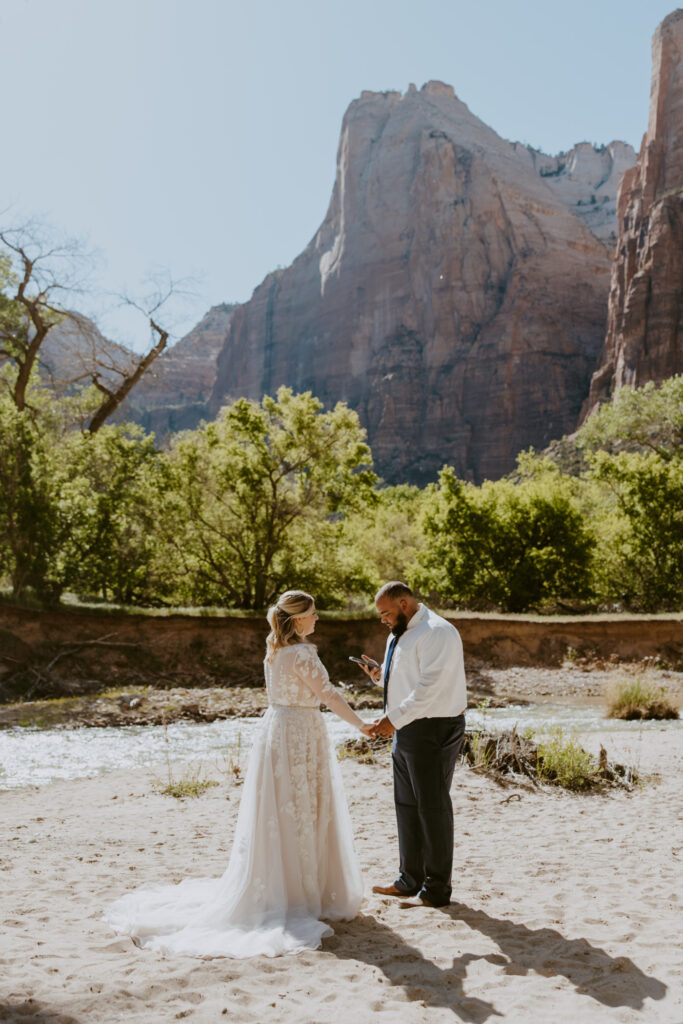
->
xmin=362 ymin=582 xmax=467 ymax=908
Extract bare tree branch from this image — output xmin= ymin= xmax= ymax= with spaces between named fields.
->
xmin=0 ymin=224 xmax=95 ymax=410
xmin=87 ymin=318 xmax=169 ymax=432
xmin=1 ymin=223 xmax=183 ymax=430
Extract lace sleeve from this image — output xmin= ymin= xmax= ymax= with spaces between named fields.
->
xmin=294 ymin=645 xmax=364 ymax=729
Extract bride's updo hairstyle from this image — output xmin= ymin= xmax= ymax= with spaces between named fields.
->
xmin=265 ymin=590 xmax=315 ymax=662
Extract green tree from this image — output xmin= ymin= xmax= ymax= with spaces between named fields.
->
xmin=55 ymin=426 xmax=170 ymax=604
xmin=0 ymin=388 xmax=58 ymax=598
xmin=0 ymin=224 xmax=176 ymax=602
xmin=589 ymin=450 xmax=683 ymax=611
xmin=417 ymin=462 xmax=594 ymax=612
xmin=165 ymin=387 xmax=377 ymax=609
xmin=0 ymin=368 xmax=169 ymax=604
xmin=578 ymin=376 xmax=683 ymax=461
xmin=339 ymin=484 xmax=426 ymax=599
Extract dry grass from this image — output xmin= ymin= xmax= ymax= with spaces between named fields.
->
xmin=338 ymin=735 xmax=392 ymax=765
xmin=153 ymin=717 xmax=220 ymax=798
xmin=606 ymin=678 xmax=679 ymax=720
xmin=215 ymin=732 xmax=244 ymax=784
xmin=157 ymin=764 xmax=219 ymax=799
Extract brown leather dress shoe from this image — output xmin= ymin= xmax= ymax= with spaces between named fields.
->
xmin=372 ymin=884 xmax=416 ymax=898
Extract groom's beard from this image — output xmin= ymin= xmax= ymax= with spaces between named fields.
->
xmin=391 ymin=613 xmax=408 ymax=637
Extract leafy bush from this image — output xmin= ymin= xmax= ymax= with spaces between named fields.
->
xmin=605 ymin=678 xmax=679 ymax=720
xmin=577 ymin=375 xmax=683 ymax=460
xmin=588 ymin=451 xmax=683 ymax=610
xmin=338 ymin=483 xmax=426 ymax=598
xmin=416 ymin=461 xmax=594 ymax=612
xmin=55 ymin=426 xmax=171 ymax=605
xmin=536 ymin=728 xmax=598 ymax=790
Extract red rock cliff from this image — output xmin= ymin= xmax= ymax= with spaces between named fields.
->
xmin=210 ymin=82 xmax=614 ymax=483
xmin=585 ymin=10 xmax=683 ymax=412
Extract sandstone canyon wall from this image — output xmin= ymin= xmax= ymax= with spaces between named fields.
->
xmin=585 ymin=9 xmax=683 ymax=412
xmin=209 ymin=82 xmax=629 ymax=483
xmin=38 ymin=315 xmax=132 ymax=389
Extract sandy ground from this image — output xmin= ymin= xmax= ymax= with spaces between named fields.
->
xmin=1 ymin=727 xmax=682 ymax=1024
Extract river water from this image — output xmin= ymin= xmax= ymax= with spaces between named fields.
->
xmin=0 ymin=704 xmax=680 ymax=790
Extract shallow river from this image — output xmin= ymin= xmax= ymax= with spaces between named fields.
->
xmin=0 ymin=704 xmax=680 ymax=790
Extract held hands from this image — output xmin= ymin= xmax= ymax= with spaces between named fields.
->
xmin=366 ymin=715 xmax=395 ymax=739
xmin=357 ymin=718 xmax=394 ymax=738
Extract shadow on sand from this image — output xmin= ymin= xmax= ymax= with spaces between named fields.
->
xmin=328 ymin=901 xmax=667 ymax=1021
xmin=0 ymin=1004 xmax=80 ymax=1024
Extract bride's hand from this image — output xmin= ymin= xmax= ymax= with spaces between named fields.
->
xmin=359 ymin=722 xmax=375 ymax=738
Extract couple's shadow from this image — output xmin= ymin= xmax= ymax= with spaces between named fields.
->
xmin=326 ymin=900 xmax=667 ymax=1022
xmin=0 ymin=1004 xmax=79 ymax=1024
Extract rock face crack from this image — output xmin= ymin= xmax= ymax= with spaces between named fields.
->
xmin=261 ymin=276 xmax=280 ymax=398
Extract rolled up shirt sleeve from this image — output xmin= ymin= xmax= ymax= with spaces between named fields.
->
xmin=387 ymin=627 xmax=463 ymax=730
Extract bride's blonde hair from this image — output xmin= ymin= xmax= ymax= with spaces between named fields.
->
xmin=265 ymin=590 xmax=315 ymax=662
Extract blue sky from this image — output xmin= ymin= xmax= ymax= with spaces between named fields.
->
xmin=0 ymin=0 xmax=674 ymax=350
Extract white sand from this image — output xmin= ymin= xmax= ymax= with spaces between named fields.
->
xmin=1 ymin=728 xmax=681 ymax=1024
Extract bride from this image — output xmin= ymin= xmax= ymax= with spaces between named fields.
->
xmin=104 ymin=590 xmax=372 ymax=958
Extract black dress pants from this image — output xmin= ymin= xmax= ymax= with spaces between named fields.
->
xmin=391 ymin=714 xmax=466 ymax=906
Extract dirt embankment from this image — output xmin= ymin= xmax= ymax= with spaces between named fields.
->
xmin=457 ymin=614 xmax=683 ymax=669
xmin=1 ymin=604 xmax=682 ymax=706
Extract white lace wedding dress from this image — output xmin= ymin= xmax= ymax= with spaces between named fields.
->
xmin=104 ymin=643 xmax=364 ymax=958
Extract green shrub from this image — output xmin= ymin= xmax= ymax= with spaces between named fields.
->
xmin=588 ymin=451 xmax=683 ymax=611
xmin=156 ymin=761 xmax=219 ymax=798
xmin=417 ymin=460 xmax=594 ymax=612
xmin=536 ymin=727 xmax=599 ymax=790
xmin=606 ymin=678 xmax=679 ymax=720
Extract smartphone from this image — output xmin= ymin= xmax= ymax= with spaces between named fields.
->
xmin=349 ymin=655 xmax=379 ymax=668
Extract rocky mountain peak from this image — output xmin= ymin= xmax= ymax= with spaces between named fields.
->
xmin=584 ymin=9 xmax=683 ymax=412
xmin=209 ymin=80 xmax=620 ymax=483
xmin=517 ymin=140 xmax=636 ymax=247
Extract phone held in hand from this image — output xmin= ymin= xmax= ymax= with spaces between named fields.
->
xmin=349 ymin=655 xmax=379 ymax=668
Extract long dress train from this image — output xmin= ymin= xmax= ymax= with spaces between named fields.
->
xmin=103 ymin=643 xmax=364 ymax=957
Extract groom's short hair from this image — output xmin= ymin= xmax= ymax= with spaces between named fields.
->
xmin=375 ymin=581 xmax=414 ymax=601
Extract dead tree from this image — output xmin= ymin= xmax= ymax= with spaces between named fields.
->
xmin=88 ymin=316 xmax=168 ymax=432
xmin=0 ymin=226 xmax=84 ymax=411
xmin=0 ymin=225 xmax=173 ymax=428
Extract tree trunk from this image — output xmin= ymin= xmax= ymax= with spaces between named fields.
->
xmin=88 ymin=321 xmax=168 ymax=433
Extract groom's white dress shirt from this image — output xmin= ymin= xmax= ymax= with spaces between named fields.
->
xmin=383 ymin=603 xmax=467 ymax=730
